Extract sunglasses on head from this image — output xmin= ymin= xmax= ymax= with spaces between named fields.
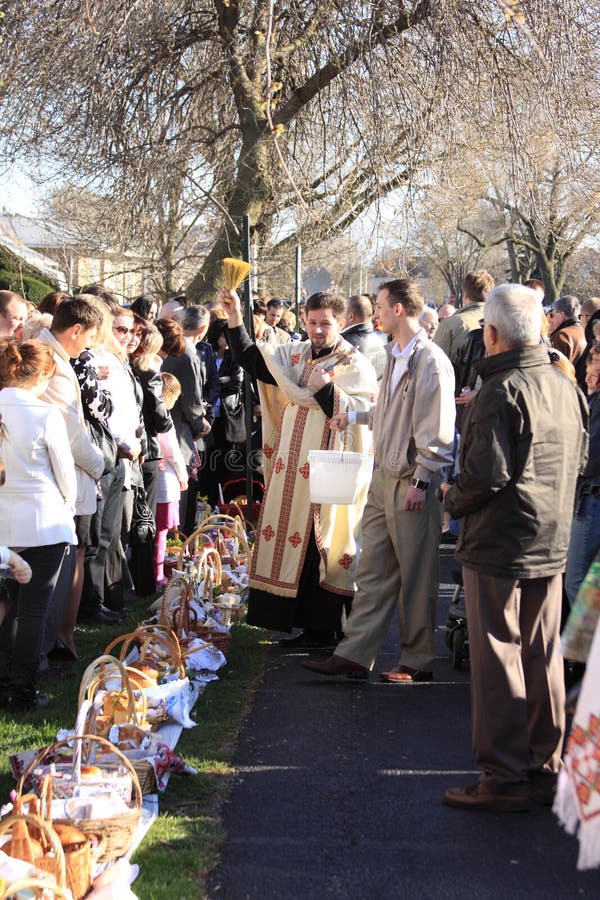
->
xmin=113 ymin=325 xmax=135 ymax=335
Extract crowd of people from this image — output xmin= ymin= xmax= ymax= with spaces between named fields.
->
xmin=0 ymin=272 xmax=598 ymax=817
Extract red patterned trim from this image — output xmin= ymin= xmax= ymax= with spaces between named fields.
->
xmin=565 ymin=714 xmax=600 ymax=820
xmin=271 ymin=405 xmax=312 ymax=582
xmin=321 ymin=581 xmax=354 ymax=597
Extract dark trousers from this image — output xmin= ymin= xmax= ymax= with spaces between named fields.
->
xmin=129 ymin=458 xmax=160 ymax=597
xmin=0 ymin=543 xmax=68 ymax=699
xmin=81 ymin=461 xmax=125 ymax=615
xmin=42 ymin=543 xmax=76 ymax=657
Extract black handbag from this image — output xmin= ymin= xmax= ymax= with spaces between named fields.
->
xmin=130 ymin=486 xmax=156 ymax=544
xmin=221 ymin=392 xmax=246 ymax=443
xmin=88 ymin=417 xmax=117 ymax=475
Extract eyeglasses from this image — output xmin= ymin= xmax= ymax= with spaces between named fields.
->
xmin=113 ymin=325 xmax=135 ymax=336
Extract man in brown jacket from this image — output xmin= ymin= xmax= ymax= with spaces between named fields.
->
xmin=548 ymin=295 xmax=587 ymax=366
xmin=443 ymin=283 xmax=588 ymax=812
xmin=303 ymin=279 xmax=455 ymax=682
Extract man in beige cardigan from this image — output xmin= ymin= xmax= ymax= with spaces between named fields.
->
xmin=303 ymin=278 xmax=455 ymax=682
xmin=434 ymin=270 xmax=495 ymax=361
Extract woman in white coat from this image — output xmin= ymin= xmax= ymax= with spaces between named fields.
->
xmin=0 ymin=338 xmax=77 ymax=711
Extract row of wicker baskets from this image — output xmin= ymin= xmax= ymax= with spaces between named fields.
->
xmin=0 ymin=514 xmax=253 ymax=898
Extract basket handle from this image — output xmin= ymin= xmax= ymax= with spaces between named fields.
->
xmin=78 ymin=655 xmax=140 ymax=736
xmin=103 ymin=631 xmax=141 ymax=662
xmin=16 ymin=734 xmax=142 ymax=814
xmin=0 ymin=812 xmax=66 ymax=888
xmin=138 ymin=626 xmax=185 ymax=676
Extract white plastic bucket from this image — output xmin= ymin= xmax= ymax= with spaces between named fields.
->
xmin=308 ymin=450 xmax=374 ymax=505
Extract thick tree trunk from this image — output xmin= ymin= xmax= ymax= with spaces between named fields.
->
xmin=188 ymin=120 xmax=273 ymax=301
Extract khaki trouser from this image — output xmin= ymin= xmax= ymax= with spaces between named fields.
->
xmin=463 ymin=567 xmax=565 ymax=786
xmin=336 ymin=468 xmax=442 ymax=672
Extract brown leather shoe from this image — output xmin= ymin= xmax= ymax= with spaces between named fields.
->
xmin=379 ymin=666 xmax=433 ymax=683
xmin=443 ymin=780 xmax=531 ymax=812
xmin=302 ymin=655 xmax=368 ymax=680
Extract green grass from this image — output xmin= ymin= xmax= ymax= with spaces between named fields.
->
xmin=0 ymin=597 xmax=267 ymax=899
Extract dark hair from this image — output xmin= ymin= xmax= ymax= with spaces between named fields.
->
xmin=51 ymin=298 xmax=104 ymax=333
xmin=155 ymin=318 xmax=186 ymax=356
xmin=267 ymin=299 xmax=285 ymax=310
xmin=131 ymin=296 xmax=157 ymax=319
xmin=347 ymin=294 xmax=374 ymax=320
xmin=38 ymin=291 xmax=71 ymax=315
xmin=305 ymin=291 xmax=346 ymax=320
xmin=132 ymin=313 xmax=149 ymax=337
xmin=0 ymin=337 xmax=56 ymax=388
xmin=378 ymin=279 xmax=424 ymax=318
xmin=463 ymin=270 xmax=495 ymax=304
xmin=79 ymin=284 xmax=121 ymax=314
xmin=206 ymin=317 xmax=228 ymax=352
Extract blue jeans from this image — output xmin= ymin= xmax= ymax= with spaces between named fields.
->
xmin=565 ymin=491 xmax=600 ymax=605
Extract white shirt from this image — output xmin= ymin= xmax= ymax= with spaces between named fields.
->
xmin=388 ymin=330 xmax=423 ymax=398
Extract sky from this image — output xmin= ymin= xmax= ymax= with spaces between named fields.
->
xmin=0 ymin=164 xmax=45 ymax=217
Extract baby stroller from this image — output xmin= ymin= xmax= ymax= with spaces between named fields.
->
xmin=444 ymin=568 xmax=469 ymax=670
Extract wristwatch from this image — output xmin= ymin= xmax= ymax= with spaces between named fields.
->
xmin=411 ymin=477 xmax=429 ymax=492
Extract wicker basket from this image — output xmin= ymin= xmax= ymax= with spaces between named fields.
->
xmin=191 ymin=626 xmax=232 ymax=653
xmin=0 ymin=811 xmax=66 ymax=893
xmin=78 ymin=655 xmax=148 ymax=738
xmin=37 ymin=779 xmax=100 ymax=900
xmin=105 ymin=625 xmax=186 ymax=681
xmin=188 ymin=515 xmax=253 ymax=570
xmin=16 ymin=735 xmax=143 ymax=865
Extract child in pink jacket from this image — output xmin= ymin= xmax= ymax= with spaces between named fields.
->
xmin=154 ymin=373 xmax=188 ymax=587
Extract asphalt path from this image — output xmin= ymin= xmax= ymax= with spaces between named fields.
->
xmin=209 ymin=545 xmax=597 ymax=899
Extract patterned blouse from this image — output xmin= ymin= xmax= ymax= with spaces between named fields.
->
xmin=71 ymin=349 xmax=113 ymax=425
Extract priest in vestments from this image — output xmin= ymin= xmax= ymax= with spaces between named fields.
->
xmin=220 ymin=288 xmax=378 ymax=648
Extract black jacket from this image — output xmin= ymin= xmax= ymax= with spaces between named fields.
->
xmin=196 ymin=340 xmax=220 ymax=422
xmin=133 ymin=367 xmax=172 ymax=461
xmin=161 ymin=342 xmax=206 ymax=465
xmin=452 ymin=327 xmax=485 ymax=394
xmin=341 ymin=322 xmax=387 ymax=379
xmin=446 ymin=344 xmax=588 ymax=579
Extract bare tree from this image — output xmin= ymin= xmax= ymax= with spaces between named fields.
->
xmin=0 ymin=1 xmax=597 ymax=297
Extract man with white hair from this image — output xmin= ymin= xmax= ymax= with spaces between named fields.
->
xmin=443 ymin=283 xmax=588 ymax=812
xmin=419 ymin=306 xmax=438 ymax=340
